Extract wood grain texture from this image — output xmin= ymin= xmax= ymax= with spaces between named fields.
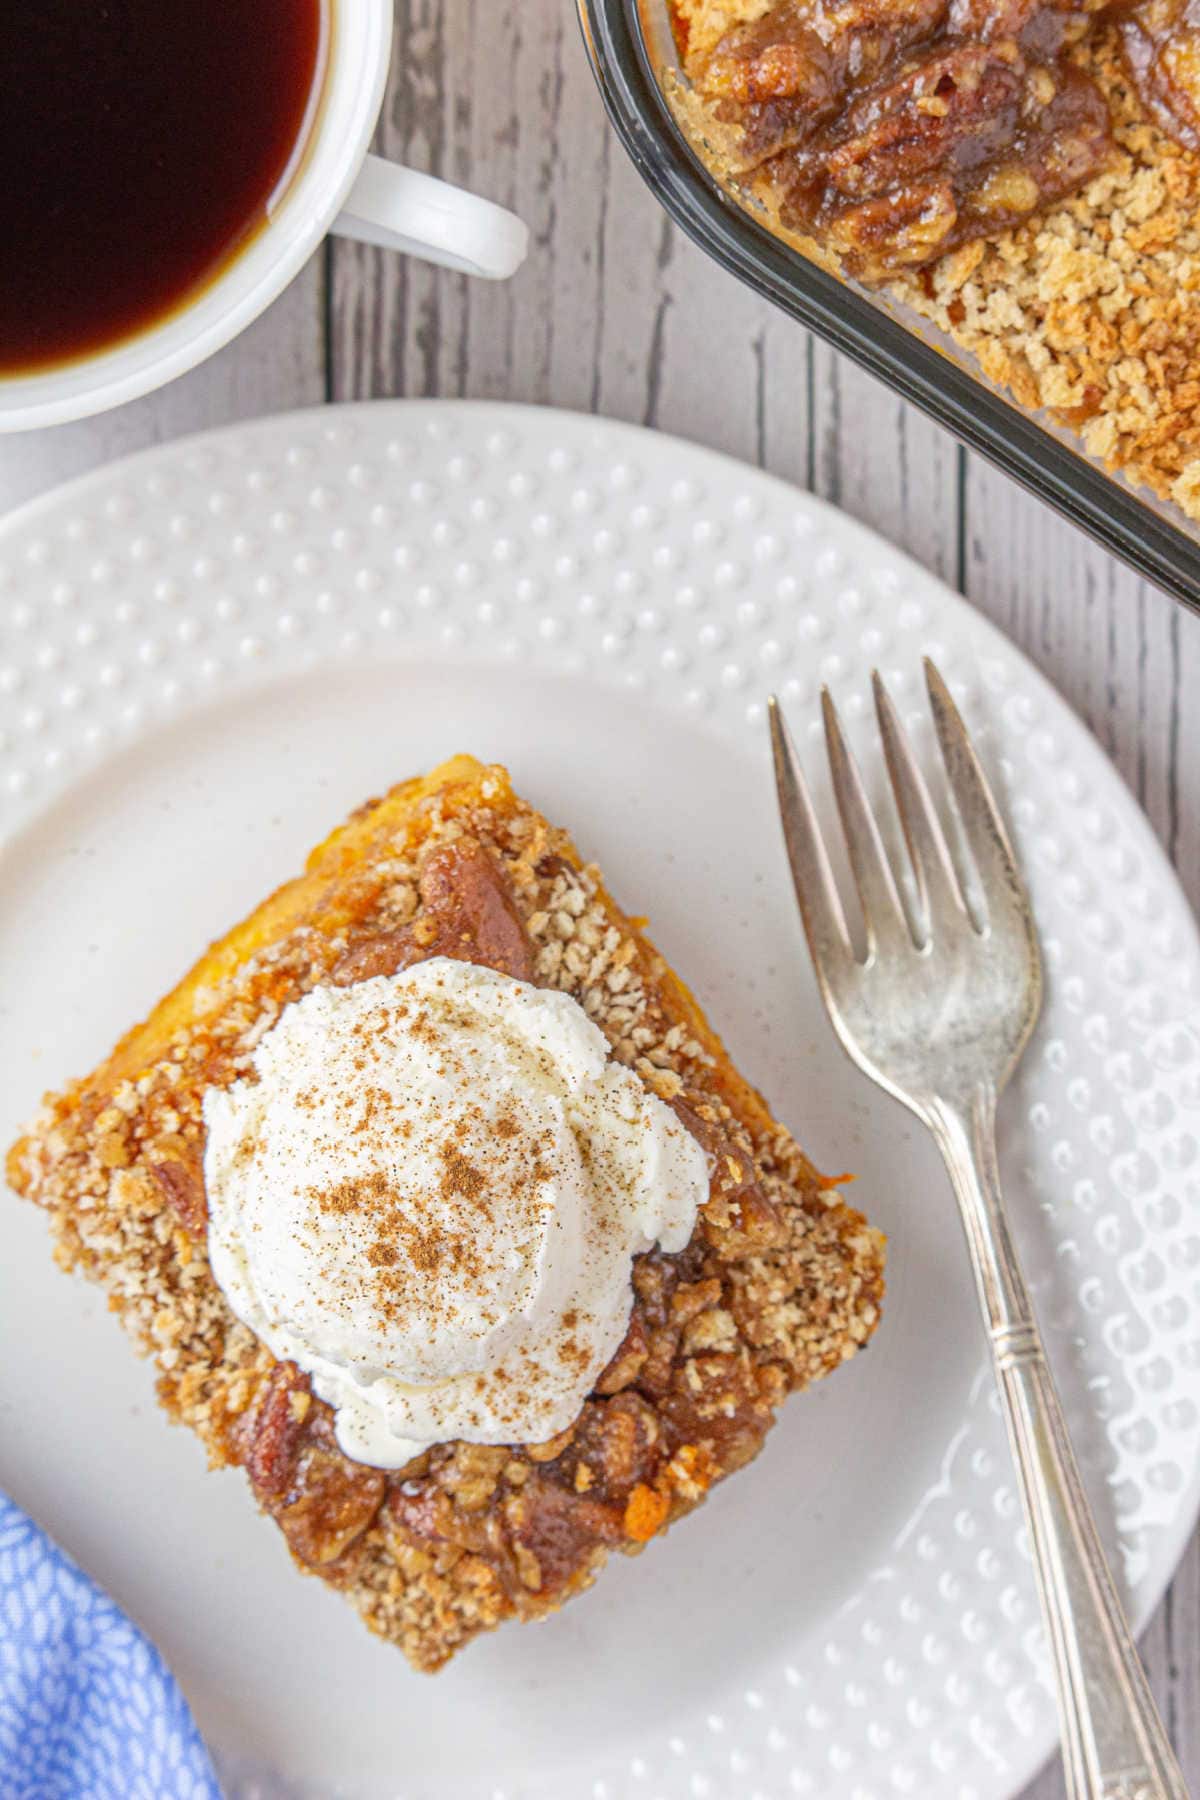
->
xmin=0 ymin=2 xmax=1197 ymax=1793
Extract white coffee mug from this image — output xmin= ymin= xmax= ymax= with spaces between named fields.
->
xmin=0 ymin=1 xmax=528 ymax=433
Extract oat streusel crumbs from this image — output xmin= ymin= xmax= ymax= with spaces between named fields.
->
xmin=673 ymin=4 xmax=1200 ymax=519
xmin=6 ymin=756 xmax=884 ymax=1672
xmin=897 ymin=27 xmax=1200 ymax=514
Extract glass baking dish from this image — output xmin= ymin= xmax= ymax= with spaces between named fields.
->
xmin=576 ymin=0 xmax=1200 ymax=614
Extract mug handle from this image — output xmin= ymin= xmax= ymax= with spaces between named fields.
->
xmin=332 ymin=154 xmax=529 ymax=280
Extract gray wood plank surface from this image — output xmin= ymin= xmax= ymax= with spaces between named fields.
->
xmin=0 ymin=1 xmax=1195 ymax=1794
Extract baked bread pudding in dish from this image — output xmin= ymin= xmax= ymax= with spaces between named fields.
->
xmin=7 ymin=756 xmax=885 ymax=1672
xmin=669 ymin=0 xmax=1200 ymax=521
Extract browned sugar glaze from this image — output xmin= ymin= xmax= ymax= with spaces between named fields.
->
xmin=1119 ymin=0 xmax=1200 ymax=145
xmin=0 ymin=0 xmax=322 ymax=373
xmin=685 ymin=0 xmax=1194 ymax=277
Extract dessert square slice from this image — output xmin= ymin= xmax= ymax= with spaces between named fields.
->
xmin=7 ymin=755 xmax=885 ymax=1672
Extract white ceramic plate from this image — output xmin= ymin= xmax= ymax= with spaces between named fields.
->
xmin=2 ymin=403 xmax=1199 ymax=1800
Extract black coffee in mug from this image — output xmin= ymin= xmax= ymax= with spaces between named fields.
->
xmin=0 ymin=1 xmax=325 ymax=375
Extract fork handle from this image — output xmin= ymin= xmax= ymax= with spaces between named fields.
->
xmin=930 ymin=1089 xmax=1189 ymax=1800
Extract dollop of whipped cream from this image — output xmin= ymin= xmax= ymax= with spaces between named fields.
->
xmin=203 ymin=958 xmax=709 ymax=1469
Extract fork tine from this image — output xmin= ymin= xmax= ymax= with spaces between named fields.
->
xmin=923 ymin=660 xmax=1034 ymax=926
xmin=768 ymin=697 xmax=854 ymax=979
xmin=820 ymin=688 xmax=910 ymax=954
xmin=871 ymin=670 xmax=968 ymax=944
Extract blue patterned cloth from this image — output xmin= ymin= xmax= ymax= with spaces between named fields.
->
xmin=0 ymin=1492 xmax=223 ymax=1800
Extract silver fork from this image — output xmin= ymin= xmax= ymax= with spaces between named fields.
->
xmin=769 ymin=662 xmax=1189 ymax=1800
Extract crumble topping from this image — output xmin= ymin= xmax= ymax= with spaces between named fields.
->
xmin=673 ymin=1 xmax=1200 ymax=519
xmin=900 ymin=28 xmax=1200 ymax=515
